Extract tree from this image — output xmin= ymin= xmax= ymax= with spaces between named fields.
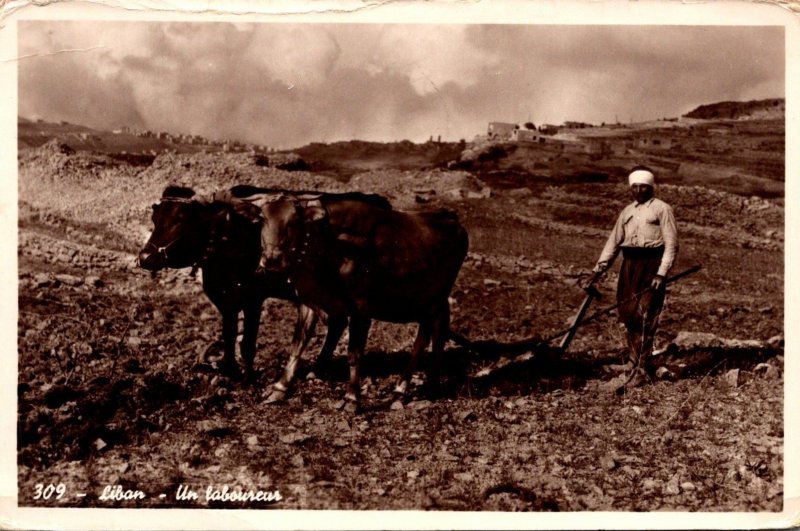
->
xmin=524 ymin=122 xmax=536 ymax=130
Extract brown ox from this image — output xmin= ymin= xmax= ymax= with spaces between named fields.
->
xmin=137 ymin=185 xmax=391 ymax=392
xmin=261 ymin=195 xmax=469 ymax=412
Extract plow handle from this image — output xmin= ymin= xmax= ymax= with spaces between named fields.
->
xmin=449 ymin=264 xmax=702 ymax=356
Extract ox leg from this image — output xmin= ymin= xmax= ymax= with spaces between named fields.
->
xmin=240 ymin=302 xmax=263 ymax=384
xmin=343 ymin=316 xmax=371 ymax=413
xmin=219 ymin=310 xmax=241 ymax=378
xmin=425 ymin=303 xmax=450 ymax=398
xmin=266 ymin=304 xmax=318 ymax=404
xmin=312 ymin=316 xmax=347 ymax=380
xmin=393 ymin=321 xmax=433 ymax=404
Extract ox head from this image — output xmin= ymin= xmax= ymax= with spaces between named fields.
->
xmin=137 ymin=186 xmax=208 ymax=271
xmin=260 ymin=196 xmax=327 ymax=272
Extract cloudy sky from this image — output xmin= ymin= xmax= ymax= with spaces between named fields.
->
xmin=18 ymin=22 xmax=784 ymax=148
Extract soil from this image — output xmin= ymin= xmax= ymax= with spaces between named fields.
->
xmin=16 ymin=134 xmax=783 ymax=511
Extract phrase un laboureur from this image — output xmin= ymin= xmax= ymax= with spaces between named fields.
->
xmin=177 ymin=484 xmax=282 ymax=503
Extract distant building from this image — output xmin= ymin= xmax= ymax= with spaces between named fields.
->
xmin=539 ymin=124 xmax=560 ymax=135
xmin=561 ymin=137 xmax=610 ymax=156
xmin=487 ymin=122 xmax=518 ymax=139
xmin=512 ymin=129 xmax=543 ymax=143
xmin=636 ymin=136 xmax=673 ymax=149
xmin=563 ymin=121 xmax=592 ymax=129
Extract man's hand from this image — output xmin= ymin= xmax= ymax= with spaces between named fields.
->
xmin=651 ymin=274 xmax=665 ymax=290
xmin=581 ymin=270 xmax=601 ymax=290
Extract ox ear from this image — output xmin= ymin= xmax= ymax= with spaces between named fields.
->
xmin=304 ymin=199 xmax=327 ymax=222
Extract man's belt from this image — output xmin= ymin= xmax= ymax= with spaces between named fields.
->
xmin=621 ymin=246 xmax=664 ymax=259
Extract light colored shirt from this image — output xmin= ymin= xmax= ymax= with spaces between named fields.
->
xmin=595 ymin=197 xmax=678 ymax=277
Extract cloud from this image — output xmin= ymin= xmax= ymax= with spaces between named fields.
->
xmin=18 ymin=22 xmax=784 ymax=146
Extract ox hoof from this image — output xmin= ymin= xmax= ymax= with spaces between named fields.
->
xmin=338 ymin=394 xmax=361 ymax=414
xmin=265 ymin=387 xmax=287 ymax=404
xmin=219 ymin=363 xmax=242 ymax=380
xmin=265 ymin=392 xmax=285 ymax=404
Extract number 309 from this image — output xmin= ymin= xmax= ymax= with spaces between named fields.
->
xmin=33 ymin=483 xmax=66 ymax=500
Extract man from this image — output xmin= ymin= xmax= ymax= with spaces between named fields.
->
xmin=590 ymin=166 xmax=678 ymax=390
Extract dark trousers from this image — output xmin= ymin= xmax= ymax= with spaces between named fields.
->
xmin=617 ymin=247 xmax=666 ymax=368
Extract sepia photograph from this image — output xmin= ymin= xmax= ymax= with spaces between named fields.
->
xmin=2 ymin=1 xmax=797 ymax=528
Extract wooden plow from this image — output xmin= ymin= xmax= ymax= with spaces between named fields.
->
xmin=450 ymin=264 xmax=703 ymax=381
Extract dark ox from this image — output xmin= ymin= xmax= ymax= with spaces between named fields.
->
xmin=261 ymin=195 xmax=469 ymax=412
xmin=137 ymin=185 xmax=392 ymax=395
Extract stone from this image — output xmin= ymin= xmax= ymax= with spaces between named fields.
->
xmin=33 ymin=273 xmax=51 ymax=287
xmin=723 ymin=338 xmax=764 ymax=349
xmin=767 ymin=335 xmax=784 ymax=349
xmin=723 ymin=368 xmax=740 ymax=388
xmin=642 ymin=479 xmax=660 ymax=492
xmin=73 ymin=342 xmax=93 ymax=356
xmin=672 ymin=331 xmax=723 ymax=349
xmin=279 ymin=432 xmax=312 ymax=445
xmin=600 ymin=455 xmax=617 ymax=471
xmin=754 ymin=363 xmax=770 ymax=373
xmin=755 ymin=363 xmax=780 ymax=380
xmin=655 ymin=366 xmax=676 ymax=380
xmin=55 ymin=273 xmax=83 ymax=286
xmin=664 ymin=474 xmax=681 ymax=495
xmin=458 ymin=410 xmax=477 ymax=422
xmin=126 ymin=337 xmax=142 ymax=348
xmin=199 ymin=421 xmax=232 ymax=436
xmin=85 ymin=275 xmax=104 ymax=287
xmin=599 ymin=374 xmax=627 ymax=394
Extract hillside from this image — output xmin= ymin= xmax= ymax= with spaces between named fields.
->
xmin=684 ymin=98 xmax=785 ymax=120
xmin=18 ymin=118 xmax=257 ymax=155
xmin=290 ymin=139 xmax=466 ymax=178
xmin=18 ymin=97 xmax=785 ymax=199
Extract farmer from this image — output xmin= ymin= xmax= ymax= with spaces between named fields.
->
xmin=589 ymin=166 xmax=678 ymax=391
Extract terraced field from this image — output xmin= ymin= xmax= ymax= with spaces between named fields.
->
xmin=16 ymin=127 xmax=784 ymax=512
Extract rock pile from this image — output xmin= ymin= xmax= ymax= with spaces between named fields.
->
xmin=349 ymin=169 xmax=491 ymax=207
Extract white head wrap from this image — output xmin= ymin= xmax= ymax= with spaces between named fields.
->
xmin=628 ymin=169 xmax=655 ymax=187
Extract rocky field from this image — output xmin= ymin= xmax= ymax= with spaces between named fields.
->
xmin=16 ymin=138 xmax=784 ymax=512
